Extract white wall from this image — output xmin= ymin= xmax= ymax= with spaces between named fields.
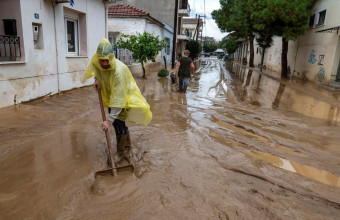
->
xmin=162 ymin=23 xmax=173 ymax=70
xmin=0 ymin=0 xmax=105 ymax=108
xmin=108 ymin=17 xmax=165 ymax=64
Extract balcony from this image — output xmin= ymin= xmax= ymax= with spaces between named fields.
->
xmin=178 ymin=0 xmax=190 ymax=17
xmin=177 ymin=28 xmax=190 ymax=41
xmin=0 ymin=35 xmax=21 ymax=61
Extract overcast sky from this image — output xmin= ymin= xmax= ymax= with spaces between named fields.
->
xmin=188 ymin=0 xmax=227 ymax=41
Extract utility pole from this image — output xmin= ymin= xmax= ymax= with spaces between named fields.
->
xmin=171 ymin=0 xmax=179 ymax=69
xmin=195 ymin=14 xmax=205 ymax=42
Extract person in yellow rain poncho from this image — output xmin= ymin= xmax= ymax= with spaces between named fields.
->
xmin=85 ymin=38 xmax=152 ymax=163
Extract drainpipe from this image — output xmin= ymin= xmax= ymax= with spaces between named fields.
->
xmin=52 ymin=1 xmax=60 ymax=93
xmin=172 ymin=0 xmax=179 ymax=69
xmin=105 ymin=2 xmax=108 ymax=38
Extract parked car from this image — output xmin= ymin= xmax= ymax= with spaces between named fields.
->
xmin=204 ymin=52 xmax=210 ymax=57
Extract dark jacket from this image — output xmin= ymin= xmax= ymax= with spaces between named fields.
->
xmin=178 ymin=56 xmax=193 ymax=78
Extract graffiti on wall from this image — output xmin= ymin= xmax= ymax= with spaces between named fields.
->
xmin=308 ymin=50 xmax=326 ymax=82
xmin=318 ymin=66 xmax=325 ymax=82
xmin=273 ymin=48 xmax=282 ymax=67
xmin=308 ymin=50 xmax=317 ymax=64
xmin=318 ymin=54 xmax=325 ymax=82
xmin=318 ymin=55 xmax=324 ymax=66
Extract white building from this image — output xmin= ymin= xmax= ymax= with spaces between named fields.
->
xmin=236 ymin=0 xmax=340 ymax=84
xmin=107 ymin=4 xmax=173 ymax=70
xmin=0 ymin=0 xmax=106 ymax=108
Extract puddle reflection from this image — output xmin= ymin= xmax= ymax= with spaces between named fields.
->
xmin=247 ymin=150 xmax=340 ymax=187
xmin=231 ymin=62 xmax=340 ymax=125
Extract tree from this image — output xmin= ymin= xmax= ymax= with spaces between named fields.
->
xmin=225 ymin=36 xmax=238 ymax=54
xmin=116 ymin=31 xmax=166 ymax=78
xmin=203 ymin=41 xmax=217 ymax=53
xmin=185 ymin=40 xmax=202 ymax=60
xmin=217 ymin=36 xmax=228 ymax=49
xmin=212 ymin=0 xmax=257 ymax=67
xmin=252 ymin=0 xmax=315 ymax=78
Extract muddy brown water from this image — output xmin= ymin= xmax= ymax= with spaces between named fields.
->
xmin=1 ymin=58 xmax=340 ymax=219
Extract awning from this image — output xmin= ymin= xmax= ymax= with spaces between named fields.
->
xmin=316 ymin=25 xmax=340 ymax=34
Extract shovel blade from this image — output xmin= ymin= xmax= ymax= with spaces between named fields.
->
xmin=95 ymin=164 xmax=134 ymax=178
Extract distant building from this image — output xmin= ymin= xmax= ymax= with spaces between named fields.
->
xmin=176 ymin=0 xmax=191 ymax=59
xmin=126 ymin=0 xmax=176 ymax=28
xmin=182 ymin=17 xmax=203 ymax=41
xmin=203 ymin=36 xmax=215 ymax=43
xmin=0 ymin=0 xmax=106 ymax=108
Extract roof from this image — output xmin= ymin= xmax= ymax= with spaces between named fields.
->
xmin=108 ymin=4 xmax=164 ymax=27
xmin=108 ymin=4 xmax=149 ymax=16
xmin=215 ymin=49 xmax=224 ymax=53
xmin=183 ymin=18 xmax=203 ymax=24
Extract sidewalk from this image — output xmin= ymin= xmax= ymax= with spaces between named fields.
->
xmin=228 ymin=61 xmax=340 ymax=123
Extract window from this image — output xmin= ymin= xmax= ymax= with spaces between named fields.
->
xmin=64 ymin=9 xmax=87 ymax=57
xmin=65 ymin=18 xmax=78 ymax=54
xmin=108 ymin=36 xmax=116 ymax=46
xmin=3 ymin=19 xmax=17 ymax=36
xmin=309 ymin=14 xmax=315 ymax=27
xmin=317 ymin=10 xmax=326 ymax=25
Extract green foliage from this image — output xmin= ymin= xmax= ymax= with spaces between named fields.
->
xmin=225 ymin=37 xmax=238 ymax=54
xmin=213 ymin=0 xmax=315 ymax=76
xmin=185 ymin=40 xmax=202 ymax=60
xmin=157 ymin=69 xmax=169 ymax=77
xmin=116 ymin=31 xmax=166 ymax=78
xmin=252 ymin=0 xmax=314 ymax=41
xmin=212 ymin=0 xmax=257 ymax=66
xmin=217 ymin=36 xmax=228 ymax=49
xmin=203 ymin=41 xmax=217 ymax=53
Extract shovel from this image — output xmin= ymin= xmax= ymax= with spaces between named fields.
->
xmin=95 ymin=88 xmax=134 ymax=178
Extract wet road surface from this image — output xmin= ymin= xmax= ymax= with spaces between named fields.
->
xmin=1 ymin=58 xmax=340 ymax=219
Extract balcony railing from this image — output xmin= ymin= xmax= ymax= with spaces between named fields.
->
xmin=0 ymin=35 xmax=21 ymax=61
xmin=179 ymin=0 xmax=190 ymax=16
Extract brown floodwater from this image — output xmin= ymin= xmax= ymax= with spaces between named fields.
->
xmin=1 ymin=58 xmax=340 ymax=219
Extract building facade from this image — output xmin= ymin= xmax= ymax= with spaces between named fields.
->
xmin=0 ymin=0 xmax=106 ymax=108
xmin=176 ymin=0 xmax=191 ymax=58
xmin=182 ymin=17 xmax=203 ymax=41
xmin=236 ymin=0 xmax=340 ymax=84
xmin=107 ymin=4 xmax=173 ymax=70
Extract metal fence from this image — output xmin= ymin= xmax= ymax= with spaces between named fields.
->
xmin=116 ymin=48 xmax=135 ymax=65
xmin=0 ymin=35 xmax=21 ymax=61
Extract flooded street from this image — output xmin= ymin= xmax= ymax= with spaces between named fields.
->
xmin=1 ymin=57 xmax=340 ymax=219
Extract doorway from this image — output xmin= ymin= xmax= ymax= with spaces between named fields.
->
xmin=336 ymin=59 xmax=340 ymax=82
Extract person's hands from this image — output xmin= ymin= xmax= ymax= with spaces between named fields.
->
xmin=101 ymin=120 xmax=111 ymax=132
xmin=93 ymin=79 xmax=101 ymax=91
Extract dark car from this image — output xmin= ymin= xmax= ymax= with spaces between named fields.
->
xmin=204 ymin=52 xmax=210 ymax=57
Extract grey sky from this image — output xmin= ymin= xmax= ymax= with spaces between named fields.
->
xmin=188 ymin=0 xmax=227 ymax=41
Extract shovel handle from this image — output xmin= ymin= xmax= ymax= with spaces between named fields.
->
xmin=97 ymin=88 xmax=117 ymax=176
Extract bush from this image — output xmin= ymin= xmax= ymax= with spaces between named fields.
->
xmin=157 ymin=69 xmax=169 ymax=77
xmin=185 ymin=40 xmax=202 ymax=60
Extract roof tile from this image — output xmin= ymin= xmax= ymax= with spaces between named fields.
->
xmin=108 ymin=4 xmax=149 ymax=16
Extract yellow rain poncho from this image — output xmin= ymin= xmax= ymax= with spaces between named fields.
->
xmin=85 ymin=38 xmax=152 ymax=126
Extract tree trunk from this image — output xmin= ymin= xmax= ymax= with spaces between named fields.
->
xmin=249 ymin=35 xmax=255 ymax=67
xmin=261 ymin=48 xmax=265 ymax=66
xmin=141 ymin=62 xmax=146 ymax=78
xmin=281 ymin=38 xmax=289 ymax=78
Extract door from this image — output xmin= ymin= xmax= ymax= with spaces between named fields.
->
xmin=336 ymin=59 xmax=340 ymax=82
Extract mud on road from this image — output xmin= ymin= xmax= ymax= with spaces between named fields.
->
xmin=1 ymin=58 xmax=340 ymax=219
